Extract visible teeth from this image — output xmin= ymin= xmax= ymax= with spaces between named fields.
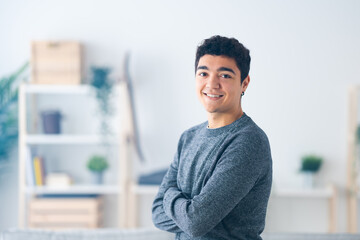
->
xmin=207 ymin=93 xmax=221 ymax=98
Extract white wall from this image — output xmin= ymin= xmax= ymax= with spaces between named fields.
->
xmin=1 ymin=0 xmax=360 ymax=232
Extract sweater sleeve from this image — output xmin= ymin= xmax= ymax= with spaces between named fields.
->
xmin=163 ymin=133 xmax=271 ymax=237
xmin=151 ymin=135 xmax=184 ymax=233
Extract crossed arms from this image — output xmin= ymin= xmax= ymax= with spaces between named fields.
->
xmin=151 ymin=134 xmax=269 ymax=238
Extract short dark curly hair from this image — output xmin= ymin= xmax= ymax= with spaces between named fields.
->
xmin=195 ymin=35 xmax=251 ymax=83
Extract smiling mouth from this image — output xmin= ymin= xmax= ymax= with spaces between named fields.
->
xmin=203 ymin=92 xmax=224 ymax=98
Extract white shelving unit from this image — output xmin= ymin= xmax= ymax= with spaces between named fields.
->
xmin=18 ymin=83 xmax=131 ymax=228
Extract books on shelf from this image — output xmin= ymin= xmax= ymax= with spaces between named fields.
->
xmin=34 ymin=156 xmax=45 ymax=186
xmin=26 ymin=148 xmax=46 ymax=187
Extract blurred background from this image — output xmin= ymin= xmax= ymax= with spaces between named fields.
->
xmin=1 ymin=0 xmax=360 ymax=234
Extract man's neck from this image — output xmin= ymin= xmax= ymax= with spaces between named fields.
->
xmin=207 ymin=110 xmax=244 ymax=129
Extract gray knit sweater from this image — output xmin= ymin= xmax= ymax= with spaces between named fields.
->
xmin=152 ymin=113 xmax=272 ymax=240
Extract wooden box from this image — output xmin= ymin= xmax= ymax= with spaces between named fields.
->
xmin=31 ymin=41 xmax=82 ymax=85
xmin=28 ymin=197 xmax=102 ymax=230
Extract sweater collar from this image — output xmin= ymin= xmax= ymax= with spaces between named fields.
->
xmin=204 ymin=112 xmax=249 ymax=137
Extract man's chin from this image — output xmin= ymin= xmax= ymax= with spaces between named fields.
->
xmin=205 ymin=108 xmax=219 ymax=114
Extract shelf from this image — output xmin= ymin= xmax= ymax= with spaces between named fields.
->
xmin=26 ymin=134 xmax=118 ymax=145
xmin=131 ymin=184 xmax=159 ymax=195
xmin=272 ymin=186 xmax=334 ymax=198
xmin=23 ymin=84 xmax=95 ymax=95
xmin=130 ymin=184 xmax=335 ymax=197
xmin=22 ymin=84 xmax=120 ymax=95
xmin=25 ymin=185 xmax=122 ymax=195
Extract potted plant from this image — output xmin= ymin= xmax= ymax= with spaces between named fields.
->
xmin=87 ymin=155 xmax=109 ymax=184
xmin=300 ymin=154 xmax=323 ymax=188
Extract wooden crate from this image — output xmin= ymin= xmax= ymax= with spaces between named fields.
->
xmin=28 ymin=197 xmax=102 ymax=230
xmin=31 ymin=41 xmax=82 ymax=85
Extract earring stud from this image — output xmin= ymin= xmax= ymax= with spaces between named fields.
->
xmin=241 ymin=92 xmax=245 ymax=96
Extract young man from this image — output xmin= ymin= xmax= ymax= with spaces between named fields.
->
xmin=152 ymin=36 xmax=272 ymax=240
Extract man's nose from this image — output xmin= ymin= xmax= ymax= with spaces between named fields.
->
xmin=206 ymin=74 xmax=220 ymax=89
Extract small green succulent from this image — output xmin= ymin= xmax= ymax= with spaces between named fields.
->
xmin=300 ymin=155 xmax=323 ymax=173
xmin=87 ymin=155 xmax=109 ymax=172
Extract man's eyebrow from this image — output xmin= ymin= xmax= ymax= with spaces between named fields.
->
xmin=217 ymin=67 xmax=236 ymax=75
xmin=197 ymin=66 xmax=208 ymax=70
xmin=196 ymin=66 xmax=236 ymax=75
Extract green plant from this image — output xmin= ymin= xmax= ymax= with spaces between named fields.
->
xmin=87 ymin=155 xmax=109 ymax=172
xmin=0 ymin=62 xmax=29 ymax=161
xmin=357 ymin=125 xmax=360 ymax=143
xmin=90 ymin=67 xmax=114 ymax=138
xmin=300 ymin=155 xmax=323 ymax=173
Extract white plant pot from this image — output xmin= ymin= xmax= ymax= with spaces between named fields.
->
xmin=303 ymin=171 xmax=315 ymax=189
xmin=91 ymin=171 xmax=104 ymax=185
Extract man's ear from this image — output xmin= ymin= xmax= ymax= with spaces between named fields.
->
xmin=241 ymin=75 xmax=250 ymax=92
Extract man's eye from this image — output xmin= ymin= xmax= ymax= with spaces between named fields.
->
xmin=199 ymin=72 xmax=207 ymax=77
xmin=221 ymin=74 xmax=232 ymax=79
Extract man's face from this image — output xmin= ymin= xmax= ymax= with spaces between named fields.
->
xmin=195 ymin=54 xmax=249 ymax=116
